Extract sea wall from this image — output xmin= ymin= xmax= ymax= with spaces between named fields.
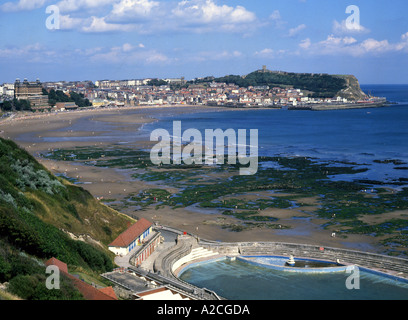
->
xmin=289 ymin=101 xmax=387 ymax=111
xmin=310 ymin=102 xmax=387 ymax=111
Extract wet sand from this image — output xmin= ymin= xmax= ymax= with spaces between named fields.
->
xmin=0 ymin=105 xmax=387 ymax=254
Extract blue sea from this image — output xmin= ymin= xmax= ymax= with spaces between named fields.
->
xmin=142 ymin=84 xmax=408 ymax=188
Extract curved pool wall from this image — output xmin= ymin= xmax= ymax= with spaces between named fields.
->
xmin=237 ymin=255 xmax=349 ymax=273
xmin=177 ymin=255 xmax=408 ymax=284
xmin=176 ymin=255 xmax=349 ymax=276
xmin=176 ymin=256 xmax=228 ymax=277
xmin=197 ymin=239 xmax=408 ymax=280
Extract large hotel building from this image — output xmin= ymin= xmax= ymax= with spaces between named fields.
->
xmin=14 ymin=78 xmax=49 ymax=108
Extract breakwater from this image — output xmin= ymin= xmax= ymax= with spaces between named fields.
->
xmin=289 ymin=101 xmax=388 ymax=111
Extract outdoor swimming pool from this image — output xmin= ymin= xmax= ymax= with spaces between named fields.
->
xmin=178 ymin=257 xmax=408 ymax=300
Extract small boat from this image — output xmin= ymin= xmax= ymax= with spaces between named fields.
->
xmin=286 ymin=255 xmax=295 ymax=267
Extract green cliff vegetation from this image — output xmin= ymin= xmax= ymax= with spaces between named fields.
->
xmin=191 ymin=68 xmax=367 ymax=100
xmin=0 ymin=138 xmax=133 ymax=299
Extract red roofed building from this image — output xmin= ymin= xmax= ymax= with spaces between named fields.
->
xmin=99 ymin=286 xmax=118 ymax=300
xmin=108 ymin=218 xmax=153 ymax=256
xmin=45 ymin=257 xmax=68 ymax=274
xmin=45 ymin=258 xmax=118 ymax=300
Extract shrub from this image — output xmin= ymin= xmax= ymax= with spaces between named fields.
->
xmin=11 ymin=159 xmax=65 ymax=195
xmin=0 ymin=191 xmax=17 ymax=208
xmin=7 ymin=273 xmax=84 ymax=300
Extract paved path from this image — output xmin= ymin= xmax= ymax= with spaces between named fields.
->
xmin=114 ymin=250 xmax=133 ymax=268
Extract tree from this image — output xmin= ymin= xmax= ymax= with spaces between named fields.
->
xmin=12 ymin=98 xmax=32 ymax=111
xmin=69 ymin=92 xmax=91 ymax=108
xmin=1 ymin=101 xmax=13 ymax=111
xmin=147 ymin=79 xmax=167 ymax=86
xmin=48 ymin=98 xmax=57 ymax=107
xmin=0 ymin=255 xmax=12 ymax=282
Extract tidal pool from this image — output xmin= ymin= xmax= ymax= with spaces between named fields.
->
xmin=179 ymin=258 xmax=408 ymax=300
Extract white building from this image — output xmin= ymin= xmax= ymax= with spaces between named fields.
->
xmin=108 ymin=218 xmax=153 ymax=256
xmin=1 ymin=83 xmax=15 ymax=96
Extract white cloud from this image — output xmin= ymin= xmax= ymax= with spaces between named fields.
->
xmin=75 ymin=47 xmax=103 ymax=56
xmin=82 ymin=16 xmax=134 ymax=32
xmin=171 ymin=0 xmax=257 ymax=33
xmin=254 ymin=48 xmax=285 ymax=59
xmin=333 ymin=19 xmax=370 ymax=35
xmin=1 ymin=0 xmax=48 ymax=12
xmin=299 ymin=38 xmax=311 ymax=49
xmin=56 ymin=0 xmax=115 ymax=13
xmin=269 ymin=10 xmax=281 ymax=21
xmin=172 ymin=0 xmax=255 ymax=24
xmin=320 ymin=35 xmax=357 ymax=47
xmin=0 ymin=43 xmax=59 ymax=63
xmin=269 ymin=9 xmax=286 ymax=29
xmin=108 ymin=0 xmax=159 ymax=22
xmin=0 ymin=43 xmax=43 ymax=56
xmin=121 ymin=43 xmax=144 ymax=51
xmin=299 ymin=32 xmax=408 ymax=57
xmin=51 ymin=0 xmax=260 ymax=35
xmin=122 ymin=43 xmax=133 ymax=52
xmin=59 ymin=14 xmax=84 ymax=30
xmin=145 ymin=52 xmax=169 ymax=63
xmin=358 ymin=38 xmax=393 ymax=54
xmin=299 ymin=34 xmax=365 ymax=56
xmin=90 ymin=43 xmax=170 ymax=65
xmin=395 ymin=32 xmax=408 ymax=51
xmin=287 ymin=24 xmax=306 ymax=37
xmin=255 ymin=48 xmax=273 ymax=57
xmin=191 ymin=50 xmax=243 ymax=62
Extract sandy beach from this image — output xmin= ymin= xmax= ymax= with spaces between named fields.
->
xmin=0 ymin=105 xmax=388 ymax=254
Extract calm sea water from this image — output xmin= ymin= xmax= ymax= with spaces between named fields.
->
xmin=179 ymin=258 xmax=408 ymax=300
xmin=142 ymin=84 xmax=408 ymax=187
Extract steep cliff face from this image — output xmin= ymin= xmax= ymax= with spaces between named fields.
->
xmin=334 ymin=75 xmax=368 ymax=101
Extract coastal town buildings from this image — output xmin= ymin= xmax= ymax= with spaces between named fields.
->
xmin=1 ymin=74 xmax=384 ymax=113
xmin=0 ymin=77 xmax=322 ymax=109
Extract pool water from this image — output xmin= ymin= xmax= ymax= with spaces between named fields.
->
xmin=242 ymin=256 xmax=340 ymax=269
xmin=179 ymin=258 xmax=408 ymax=300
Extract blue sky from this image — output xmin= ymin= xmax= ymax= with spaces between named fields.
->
xmin=1 ymin=0 xmax=408 ymax=84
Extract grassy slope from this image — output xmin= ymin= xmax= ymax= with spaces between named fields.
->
xmin=0 ymin=138 xmax=133 ymax=299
